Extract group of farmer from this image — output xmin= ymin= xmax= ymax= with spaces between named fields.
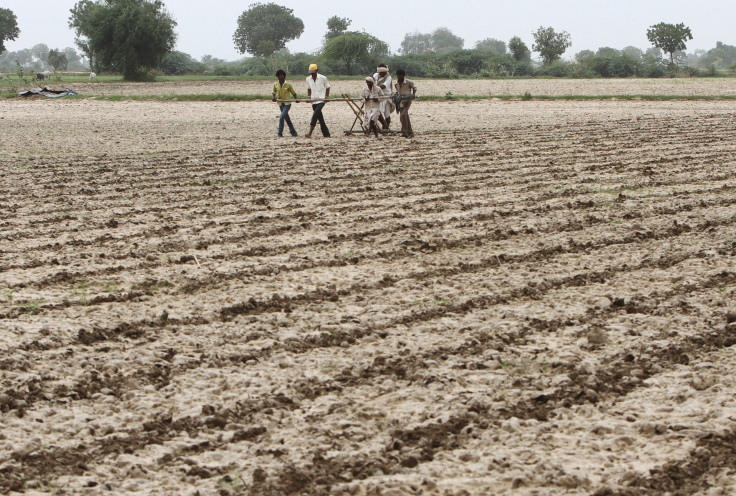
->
xmin=271 ymin=63 xmax=418 ymax=139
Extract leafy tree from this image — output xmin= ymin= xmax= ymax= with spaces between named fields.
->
xmin=431 ymin=27 xmax=464 ymax=53
xmin=508 ymin=36 xmax=531 ymax=62
xmin=201 ymin=54 xmax=227 ymax=70
xmin=325 ymin=16 xmax=351 ymax=41
xmin=575 ymin=49 xmax=595 ymax=62
xmin=159 ymin=50 xmax=205 ymax=74
xmin=399 ymin=31 xmax=433 ymax=54
xmin=596 ymin=47 xmax=619 ymax=57
xmin=532 ymin=26 xmax=572 ymax=65
xmin=399 ymin=27 xmax=463 ymax=54
xmin=447 ymin=49 xmax=485 ymax=74
xmin=31 ymin=43 xmax=50 ymax=68
xmin=699 ymin=42 xmax=736 ymax=70
xmin=69 ymin=0 xmax=177 ymax=80
xmin=646 ymin=22 xmax=692 ymax=65
xmin=621 ymin=46 xmax=643 ymax=60
xmin=0 ymin=7 xmax=20 ymax=52
xmin=14 ymin=48 xmax=33 ymax=67
xmin=63 ymin=47 xmax=81 ymax=65
xmin=233 ymin=3 xmax=304 ymax=57
xmin=48 ymin=49 xmax=69 ymax=70
xmin=591 ymin=53 xmax=639 ymax=77
xmin=474 ymin=38 xmax=506 ymax=55
xmin=322 ymin=31 xmax=388 ymax=75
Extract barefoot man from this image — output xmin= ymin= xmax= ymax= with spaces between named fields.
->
xmin=394 ymin=69 xmax=417 ymax=138
xmin=362 ymin=76 xmax=385 ymax=139
xmin=305 ymin=63 xmax=331 ymax=138
xmin=372 ymin=63 xmax=393 ymax=130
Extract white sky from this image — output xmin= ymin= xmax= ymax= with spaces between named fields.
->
xmin=3 ymin=0 xmax=733 ymax=61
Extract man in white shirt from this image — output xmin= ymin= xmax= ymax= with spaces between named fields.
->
xmin=305 ymin=63 xmax=331 ymax=138
xmin=372 ymin=63 xmax=393 ymax=131
xmin=361 ymin=77 xmax=385 ymax=139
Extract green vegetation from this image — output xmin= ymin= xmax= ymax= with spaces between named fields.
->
xmin=532 ymin=26 xmax=572 ymax=65
xmin=324 ymin=16 xmax=351 ymax=42
xmin=322 ymin=32 xmax=388 ymax=75
xmin=233 ymin=3 xmax=304 ymax=57
xmin=0 ymin=7 xmax=20 ymax=52
xmin=647 ymin=22 xmax=693 ymax=65
xmin=69 ymin=0 xmax=177 ymax=80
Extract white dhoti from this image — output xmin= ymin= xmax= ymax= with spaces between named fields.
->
xmin=379 ymin=98 xmax=393 ymax=119
xmin=363 ymin=108 xmax=382 ymax=126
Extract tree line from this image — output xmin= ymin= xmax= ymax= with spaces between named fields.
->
xmin=1 ymin=2 xmax=734 ymax=80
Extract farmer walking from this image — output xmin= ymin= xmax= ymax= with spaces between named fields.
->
xmin=305 ymin=63 xmax=331 ymax=138
xmin=394 ymin=69 xmax=417 ymax=138
xmin=362 ymin=76 xmax=385 ymax=139
xmin=272 ymin=69 xmax=299 ymax=137
xmin=372 ymin=63 xmax=393 ymax=131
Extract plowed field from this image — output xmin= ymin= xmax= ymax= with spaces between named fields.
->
xmin=2 ymin=80 xmax=736 ymax=495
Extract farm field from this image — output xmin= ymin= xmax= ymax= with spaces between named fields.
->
xmin=4 ymin=76 xmax=736 ymax=98
xmin=1 ymin=79 xmax=736 ymax=495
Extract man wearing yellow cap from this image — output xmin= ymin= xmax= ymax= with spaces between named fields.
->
xmin=305 ymin=63 xmax=331 ymax=138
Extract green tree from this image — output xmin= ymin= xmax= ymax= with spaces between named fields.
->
xmin=31 ymin=43 xmax=50 ymax=68
xmin=159 ymin=50 xmax=205 ymax=74
xmin=233 ymin=3 xmax=304 ymax=57
xmin=400 ymin=31 xmax=433 ymax=54
xmin=322 ymin=31 xmax=388 ymax=75
xmin=48 ymin=49 xmax=69 ymax=70
xmin=474 ymin=38 xmax=506 ymax=55
xmin=0 ymin=8 xmax=20 ymax=52
xmin=508 ymin=36 xmax=531 ymax=62
xmin=69 ymin=0 xmax=177 ymax=80
xmin=431 ymin=27 xmax=464 ymax=53
xmin=621 ymin=46 xmax=643 ymax=60
xmin=532 ymin=26 xmax=572 ymax=64
xmin=596 ymin=47 xmax=619 ymax=57
xmin=575 ymin=49 xmax=595 ymax=62
xmin=699 ymin=42 xmax=736 ymax=70
xmin=646 ymin=22 xmax=693 ymax=65
xmin=325 ymin=16 xmax=351 ymax=41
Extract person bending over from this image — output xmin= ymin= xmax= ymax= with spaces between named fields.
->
xmin=362 ymin=76 xmax=385 ymax=139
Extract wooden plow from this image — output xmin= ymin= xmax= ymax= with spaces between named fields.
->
xmin=276 ymin=95 xmax=399 ymax=136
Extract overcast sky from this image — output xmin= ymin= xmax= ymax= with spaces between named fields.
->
xmin=3 ymin=0 xmax=733 ymax=61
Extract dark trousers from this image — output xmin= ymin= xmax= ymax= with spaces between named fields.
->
xmin=278 ymin=104 xmax=297 ymax=136
xmin=310 ymin=103 xmax=330 ymax=137
xmin=399 ymin=101 xmax=413 ymax=136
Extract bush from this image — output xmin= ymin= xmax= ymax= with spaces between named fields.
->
xmin=590 ymin=54 xmax=639 ymax=78
xmin=159 ymin=51 xmax=206 ymax=75
xmin=535 ymin=60 xmax=573 ymax=77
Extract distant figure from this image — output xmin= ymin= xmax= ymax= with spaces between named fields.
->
xmin=305 ymin=63 xmax=330 ymax=138
xmin=372 ymin=64 xmax=393 ymax=130
xmin=36 ymin=73 xmax=45 ymax=81
xmin=271 ymin=69 xmax=299 ymax=137
xmin=89 ymin=72 xmax=97 ymax=80
xmin=394 ymin=69 xmax=417 ymax=138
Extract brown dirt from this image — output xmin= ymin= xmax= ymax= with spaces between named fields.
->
xmin=44 ymin=77 xmax=736 ymax=97
xmin=2 ymin=79 xmax=736 ymax=495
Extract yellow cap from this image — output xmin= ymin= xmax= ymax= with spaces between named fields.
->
xmin=309 ymin=63 xmax=318 ymax=71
